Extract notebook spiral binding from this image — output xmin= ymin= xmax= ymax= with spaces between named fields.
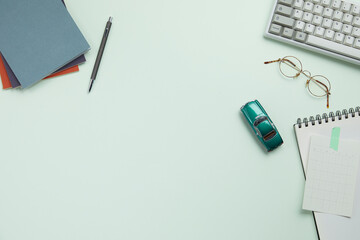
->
xmin=297 ymin=107 xmax=360 ymax=128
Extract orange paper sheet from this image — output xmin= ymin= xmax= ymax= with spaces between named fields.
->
xmin=0 ymin=56 xmax=79 ymax=89
xmin=0 ymin=55 xmax=12 ymax=89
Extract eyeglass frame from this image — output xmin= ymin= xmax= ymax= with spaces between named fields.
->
xmin=264 ymin=56 xmax=331 ymax=109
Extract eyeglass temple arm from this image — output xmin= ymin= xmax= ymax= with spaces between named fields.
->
xmin=264 ymin=58 xmax=297 ymax=67
xmin=264 ymin=59 xmax=281 ymax=64
xmin=327 ymin=95 xmax=329 ymax=109
xmin=308 ymin=79 xmax=331 ymax=108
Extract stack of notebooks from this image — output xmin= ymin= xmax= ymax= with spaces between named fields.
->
xmin=0 ymin=0 xmax=90 ymax=89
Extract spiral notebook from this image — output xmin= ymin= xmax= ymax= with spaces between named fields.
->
xmin=294 ymin=107 xmax=360 ymax=240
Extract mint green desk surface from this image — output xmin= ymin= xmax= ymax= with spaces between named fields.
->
xmin=0 ymin=0 xmax=359 ymax=239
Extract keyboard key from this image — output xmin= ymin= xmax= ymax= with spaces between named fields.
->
xmin=315 ymin=26 xmax=326 ymax=36
xmin=342 ymin=24 xmax=353 ymax=35
xmin=354 ymin=38 xmax=360 ymax=49
xmin=352 ymin=27 xmax=360 ymax=37
xmin=332 ymin=10 xmax=343 ymax=21
xmin=322 ymin=8 xmax=334 ymax=18
xmin=303 ymin=12 xmax=314 ymax=23
xmin=305 ymin=23 xmax=316 ymax=33
xmin=334 ymin=32 xmax=345 ymax=43
xmin=311 ymin=0 xmax=320 ymax=4
xmin=332 ymin=21 xmax=343 ymax=31
xmin=293 ymin=9 xmax=304 ymax=19
xmin=294 ymin=0 xmax=304 ymax=9
xmin=269 ymin=24 xmax=282 ymax=35
xmin=306 ymin=35 xmax=360 ymax=59
xmin=351 ymin=5 xmax=360 ymax=16
xmin=331 ymin=0 xmax=341 ymax=10
xmin=313 ymin=5 xmax=324 ymax=15
xmin=276 ymin=4 xmax=293 ymax=17
xmin=312 ymin=15 xmax=323 ymax=25
xmin=353 ymin=16 xmax=360 ymax=27
xmin=304 ymin=2 xmax=314 ymax=12
xmin=343 ymin=14 xmax=353 ymax=25
xmin=273 ymin=14 xmax=295 ymax=27
xmin=344 ymin=35 xmax=355 ymax=46
xmin=341 ymin=2 xmax=352 ymax=13
xmin=322 ymin=18 xmax=333 ymax=28
xmin=278 ymin=0 xmax=293 ymax=6
xmin=282 ymin=27 xmax=294 ymax=38
xmin=320 ymin=0 xmax=331 ymax=7
xmin=295 ymin=20 xmax=306 ymax=31
xmin=324 ymin=29 xmax=335 ymax=40
xmin=294 ymin=31 xmax=307 ymax=42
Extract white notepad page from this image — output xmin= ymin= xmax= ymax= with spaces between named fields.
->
xmin=294 ymin=113 xmax=360 ymax=240
xmin=303 ymin=136 xmax=360 ymax=217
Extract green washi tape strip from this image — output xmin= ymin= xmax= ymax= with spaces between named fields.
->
xmin=330 ymin=127 xmax=341 ymax=151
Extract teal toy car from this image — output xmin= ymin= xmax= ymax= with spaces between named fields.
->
xmin=240 ymin=100 xmax=283 ymax=152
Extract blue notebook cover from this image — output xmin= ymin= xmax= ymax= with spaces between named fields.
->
xmin=0 ymin=0 xmax=90 ymax=88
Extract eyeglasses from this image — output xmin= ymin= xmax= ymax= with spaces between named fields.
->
xmin=264 ymin=56 xmax=331 ymax=109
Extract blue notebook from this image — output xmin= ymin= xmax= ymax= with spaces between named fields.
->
xmin=0 ymin=0 xmax=90 ymax=88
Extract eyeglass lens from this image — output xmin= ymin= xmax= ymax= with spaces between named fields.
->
xmin=307 ymin=75 xmax=331 ymax=97
xmin=279 ymin=56 xmax=302 ymax=78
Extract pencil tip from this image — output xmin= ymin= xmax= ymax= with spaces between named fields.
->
xmin=88 ymin=79 xmax=93 ymax=93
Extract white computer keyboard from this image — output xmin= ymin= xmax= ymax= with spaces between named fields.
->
xmin=265 ymin=0 xmax=360 ymax=65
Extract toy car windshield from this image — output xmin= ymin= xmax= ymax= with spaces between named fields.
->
xmin=254 ymin=117 xmax=277 ymax=141
xmin=254 ymin=116 xmax=267 ymax=127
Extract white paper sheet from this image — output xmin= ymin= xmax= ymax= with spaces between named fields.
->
xmin=303 ymin=135 xmax=360 ymax=217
